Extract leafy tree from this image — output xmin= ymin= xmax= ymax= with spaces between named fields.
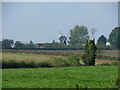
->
xmin=81 ymin=39 xmax=97 ymax=66
xmin=97 ymin=35 xmax=107 ymax=49
xmin=14 ymin=41 xmax=24 ymax=48
xmin=69 ymin=25 xmax=89 ymax=48
xmin=43 ymin=43 xmax=68 ymax=48
xmin=14 ymin=40 xmax=36 ymax=49
xmin=108 ymin=27 xmax=120 ymax=49
xmin=2 ymin=39 xmax=14 ymax=49
xmin=28 ymin=40 xmax=34 ymax=48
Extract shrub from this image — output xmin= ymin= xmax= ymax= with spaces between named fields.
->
xmin=66 ymin=55 xmax=80 ymax=66
xmin=49 ymin=57 xmax=69 ymax=67
xmin=49 ymin=55 xmax=80 ymax=67
xmin=111 ymin=62 xmax=118 ymax=66
xmin=81 ymin=40 xmax=97 ymax=66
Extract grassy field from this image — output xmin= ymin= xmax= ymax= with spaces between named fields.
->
xmin=2 ymin=52 xmax=119 ymax=88
xmin=2 ymin=52 xmax=65 ymax=63
xmin=2 ymin=66 xmax=118 ymax=88
xmin=2 ymin=52 xmax=117 ymax=66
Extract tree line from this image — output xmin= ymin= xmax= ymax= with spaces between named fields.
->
xmin=1 ymin=25 xmax=120 ymax=50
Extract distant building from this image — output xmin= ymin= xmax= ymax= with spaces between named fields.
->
xmin=106 ymin=42 xmax=111 ymax=46
xmin=37 ymin=43 xmax=44 ymax=48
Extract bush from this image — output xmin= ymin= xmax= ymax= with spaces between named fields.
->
xmin=49 ymin=57 xmax=69 ymax=67
xmin=49 ymin=55 xmax=80 ymax=67
xmin=81 ymin=40 xmax=97 ymax=66
xmin=111 ymin=62 xmax=118 ymax=66
xmin=66 ymin=55 xmax=80 ymax=66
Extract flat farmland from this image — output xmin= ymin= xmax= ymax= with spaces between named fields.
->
xmin=2 ymin=51 xmax=119 ymax=88
xmin=98 ymin=50 xmax=119 ymax=58
xmin=2 ymin=49 xmax=120 ymax=58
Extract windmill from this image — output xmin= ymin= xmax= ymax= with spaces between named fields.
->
xmin=57 ymin=30 xmax=69 ymax=44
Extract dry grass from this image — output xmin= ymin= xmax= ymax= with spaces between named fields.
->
xmin=2 ymin=52 xmax=66 ymax=64
xmin=98 ymin=50 xmax=119 ymax=58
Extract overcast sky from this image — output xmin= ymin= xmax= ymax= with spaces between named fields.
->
xmin=2 ymin=2 xmax=118 ymax=43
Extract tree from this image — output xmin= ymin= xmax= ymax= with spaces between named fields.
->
xmin=108 ymin=27 xmax=120 ymax=49
xmin=43 ymin=43 xmax=68 ymax=48
xmin=28 ymin=40 xmax=34 ymax=48
xmin=2 ymin=39 xmax=14 ymax=49
xmin=81 ymin=39 xmax=97 ymax=66
xmin=69 ymin=25 xmax=89 ymax=48
xmin=14 ymin=41 xmax=24 ymax=48
xmin=97 ymin=35 xmax=107 ymax=49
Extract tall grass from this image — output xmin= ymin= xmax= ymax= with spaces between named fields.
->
xmin=2 ymin=53 xmax=81 ymax=68
xmin=2 ymin=53 xmax=54 ymax=68
xmin=2 ymin=52 xmax=118 ymax=69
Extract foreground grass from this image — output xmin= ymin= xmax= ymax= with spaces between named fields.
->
xmin=2 ymin=66 xmax=118 ymax=88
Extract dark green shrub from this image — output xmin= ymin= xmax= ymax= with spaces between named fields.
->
xmin=81 ymin=40 xmax=97 ymax=66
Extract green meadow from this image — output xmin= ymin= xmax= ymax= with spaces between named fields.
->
xmin=2 ymin=66 xmax=118 ymax=88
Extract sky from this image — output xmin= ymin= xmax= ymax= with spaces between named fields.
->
xmin=2 ymin=2 xmax=118 ymax=43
